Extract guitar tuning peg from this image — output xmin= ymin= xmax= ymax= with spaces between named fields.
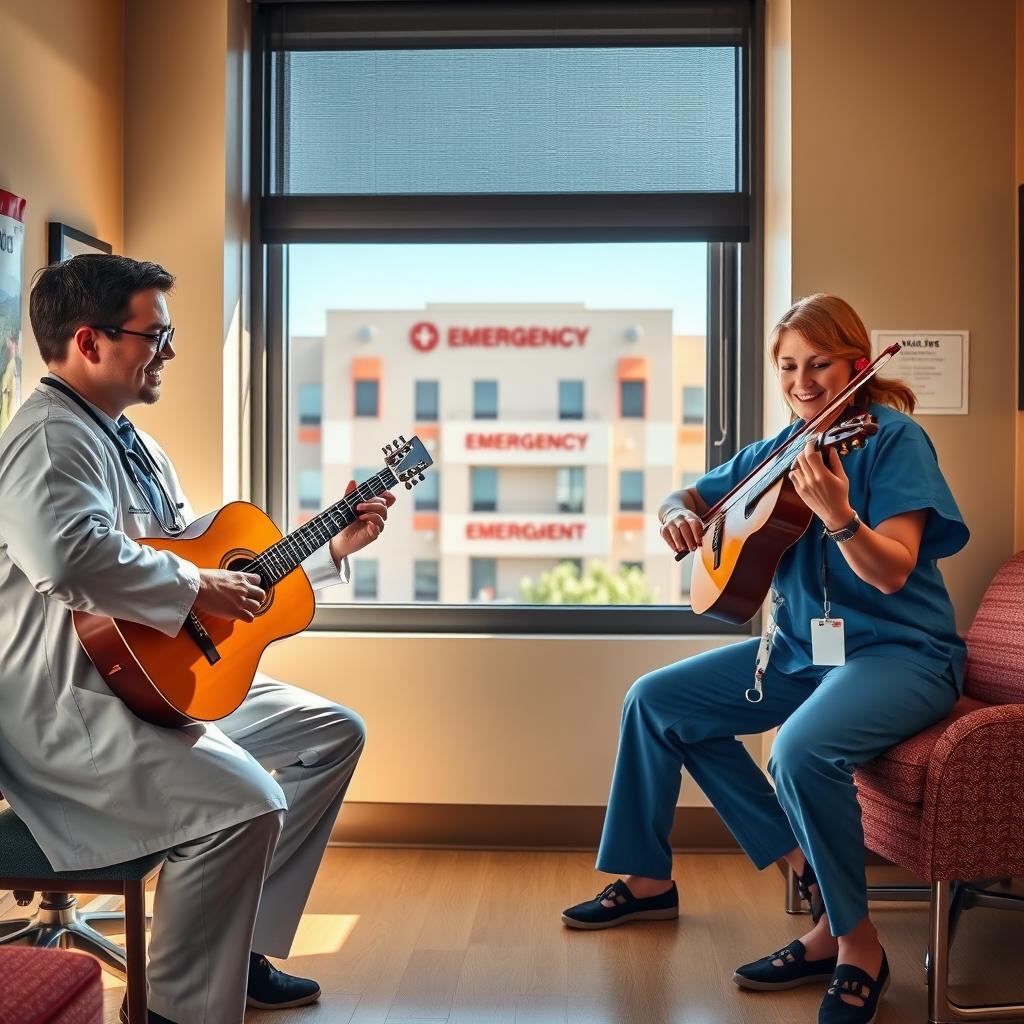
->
xmin=418 ymin=473 xmax=425 ymax=482
xmin=839 ymin=442 xmax=850 ymax=456
xmin=851 ymin=438 xmax=863 ymax=449
xmin=404 ymin=481 xmax=413 ymax=490
xmin=399 ymin=435 xmax=407 ymax=444
xmin=383 ymin=444 xmax=393 ymax=454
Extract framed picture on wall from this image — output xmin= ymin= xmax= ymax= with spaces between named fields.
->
xmin=48 ymin=222 xmax=112 ymax=264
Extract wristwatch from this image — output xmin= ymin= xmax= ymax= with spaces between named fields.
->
xmin=826 ymin=511 xmax=862 ymax=543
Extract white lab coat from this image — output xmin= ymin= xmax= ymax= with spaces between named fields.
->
xmin=0 ymin=378 xmax=348 ymax=870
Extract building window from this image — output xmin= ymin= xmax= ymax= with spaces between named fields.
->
xmin=415 ymin=380 xmax=439 ymax=421
xmin=298 ymin=383 xmax=322 ymax=426
xmin=619 ymin=469 xmax=644 ymax=512
xmin=558 ymin=380 xmax=584 ymax=420
xmin=470 ymin=558 xmax=497 ymax=602
xmin=682 ymin=385 xmax=705 ymax=425
xmin=620 ymin=380 xmax=645 ymax=418
xmin=298 ymin=469 xmax=321 ymax=510
xmin=353 ymin=559 xmax=378 ymax=599
xmin=414 ymin=560 xmax=439 ymax=601
xmin=557 ymin=467 xmax=585 ymax=513
xmin=414 ymin=470 xmax=439 ymax=512
xmin=471 ymin=467 xmax=498 ymax=512
xmin=354 ymin=379 xmax=379 ymax=417
xmin=621 ymin=560 xmax=644 ymax=572
xmin=473 ymin=380 xmax=498 ymax=419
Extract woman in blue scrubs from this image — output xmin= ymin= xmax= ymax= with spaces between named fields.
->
xmin=562 ymin=294 xmax=968 ymax=1024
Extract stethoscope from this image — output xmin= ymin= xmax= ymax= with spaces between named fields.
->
xmin=40 ymin=376 xmax=186 ymax=535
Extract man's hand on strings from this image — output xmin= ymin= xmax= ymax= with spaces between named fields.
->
xmin=789 ymin=440 xmax=854 ymax=532
xmin=329 ymin=480 xmax=396 ymax=562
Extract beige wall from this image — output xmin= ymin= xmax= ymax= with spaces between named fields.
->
xmin=789 ymin=0 xmax=1016 ymax=630
xmin=123 ymin=0 xmax=249 ymax=515
xmin=2 ymin=0 xmax=124 ymax=378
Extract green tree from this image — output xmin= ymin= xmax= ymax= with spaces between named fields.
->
xmin=519 ymin=560 xmax=657 ymax=605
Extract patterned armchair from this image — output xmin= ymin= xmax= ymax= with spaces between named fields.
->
xmin=787 ymin=551 xmax=1024 ymax=1023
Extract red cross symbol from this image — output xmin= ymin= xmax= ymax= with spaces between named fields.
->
xmin=410 ymin=321 xmax=440 ymax=352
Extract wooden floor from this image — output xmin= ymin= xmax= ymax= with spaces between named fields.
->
xmin=4 ymin=849 xmax=1022 ymax=1023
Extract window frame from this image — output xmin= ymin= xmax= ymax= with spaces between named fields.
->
xmin=250 ymin=0 xmax=764 ymax=636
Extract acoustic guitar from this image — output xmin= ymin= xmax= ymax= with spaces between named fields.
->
xmin=74 ymin=434 xmax=432 ymax=727
xmin=683 ymin=345 xmax=901 ymax=625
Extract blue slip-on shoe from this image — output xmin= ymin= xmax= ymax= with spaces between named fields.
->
xmin=246 ymin=952 xmax=322 ymax=1009
xmin=561 ymin=879 xmax=678 ymax=930
xmin=818 ymin=950 xmax=891 ymax=1024
xmin=733 ymin=938 xmax=838 ymax=990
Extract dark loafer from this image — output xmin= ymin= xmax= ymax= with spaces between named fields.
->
xmin=733 ymin=938 xmax=838 ymax=990
xmin=561 ymin=879 xmax=678 ymax=930
xmin=818 ymin=950 xmax=891 ymax=1024
xmin=246 ymin=952 xmax=322 ymax=1009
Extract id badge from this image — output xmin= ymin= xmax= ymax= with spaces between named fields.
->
xmin=810 ymin=617 xmax=846 ymax=666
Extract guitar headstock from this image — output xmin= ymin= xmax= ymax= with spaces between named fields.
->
xmin=820 ymin=413 xmax=878 ymax=457
xmin=382 ymin=434 xmax=434 ymax=490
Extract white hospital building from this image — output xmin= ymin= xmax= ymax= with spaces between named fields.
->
xmin=290 ymin=304 xmax=706 ymax=604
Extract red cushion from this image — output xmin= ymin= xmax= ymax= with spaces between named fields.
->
xmin=0 ymin=948 xmax=102 ymax=1024
xmin=963 ymin=552 xmax=1024 ymax=705
xmin=855 ymin=695 xmax=989 ymax=805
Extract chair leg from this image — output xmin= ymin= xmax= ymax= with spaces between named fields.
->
xmin=123 ymin=882 xmax=149 ymax=1024
xmin=782 ymin=862 xmax=804 ymax=914
xmin=928 ymin=879 xmax=1024 ymax=1023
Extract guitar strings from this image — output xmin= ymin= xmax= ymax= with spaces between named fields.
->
xmin=243 ymin=469 xmax=398 ymax=586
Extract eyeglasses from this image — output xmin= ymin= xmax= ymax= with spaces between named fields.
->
xmin=91 ymin=324 xmax=176 ymax=356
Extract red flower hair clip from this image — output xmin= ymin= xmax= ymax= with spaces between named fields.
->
xmin=854 ymin=357 xmax=870 ymax=372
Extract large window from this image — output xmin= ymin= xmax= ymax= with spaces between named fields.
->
xmin=256 ymin=1 xmax=761 ymax=635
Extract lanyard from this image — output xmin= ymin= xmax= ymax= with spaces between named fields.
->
xmin=39 ymin=377 xmax=185 ymax=535
xmin=747 ymin=588 xmax=784 ymax=703
xmin=820 ymin=523 xmax=831 ymax=618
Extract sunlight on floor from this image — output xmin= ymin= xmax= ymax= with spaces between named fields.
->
xmin=287 ymin=912 xmax=360 ymax=956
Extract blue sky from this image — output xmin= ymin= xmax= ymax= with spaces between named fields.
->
xmin=288 ymin=242 xmax=707 ymax=337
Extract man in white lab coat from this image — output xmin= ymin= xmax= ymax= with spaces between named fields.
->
xmin=0 ymin=255 xmax=393 ymax=1024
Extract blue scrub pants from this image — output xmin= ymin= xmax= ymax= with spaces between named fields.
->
xmin=596 ymin=638 xmax=958 ymax=936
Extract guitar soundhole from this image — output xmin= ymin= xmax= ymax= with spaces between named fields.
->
xmin=222 ymin=550 xmax=274 ymax=615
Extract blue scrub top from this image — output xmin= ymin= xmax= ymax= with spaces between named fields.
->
xmin=694 ymin=404 xmax=969 ymax=686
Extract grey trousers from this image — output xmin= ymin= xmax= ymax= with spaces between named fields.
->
xmin=145 ymin=674 xmax=366 ymax=1024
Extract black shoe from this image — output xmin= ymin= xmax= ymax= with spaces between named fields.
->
xmin=118 ymin=997 xmax=178 ymax=1024
xmin=561 ymin=879 xmax=678 ymax=930
xmin=246 ymin=952 xmax=322 ymax=1009
xmin=818 ymin=950 xmax=890 ymax=1024
xmin=733 ymin=938 xmax=838 ymax=991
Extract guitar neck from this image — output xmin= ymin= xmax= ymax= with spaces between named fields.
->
xmin=251 ymin=467 xmax=398 ymax=585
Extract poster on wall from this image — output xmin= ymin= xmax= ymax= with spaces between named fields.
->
xmin=0 ymin=189 xmax=27 ymax=434
xmin=870 ymin=330 xmax=969 ymax=415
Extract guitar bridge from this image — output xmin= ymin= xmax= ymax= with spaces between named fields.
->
xmin=184 ymin=613 xmax=221 ymax=666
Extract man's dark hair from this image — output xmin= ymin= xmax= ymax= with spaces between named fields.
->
xmin=29 ymin=254 xmax=175 ymax=363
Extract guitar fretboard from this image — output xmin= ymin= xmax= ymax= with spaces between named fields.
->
xmin=245 ymin=468 xmax=398 ymax=585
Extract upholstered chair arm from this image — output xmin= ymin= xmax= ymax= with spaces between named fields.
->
xmin=919 ymin=702 xmax=1024 ymax=881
